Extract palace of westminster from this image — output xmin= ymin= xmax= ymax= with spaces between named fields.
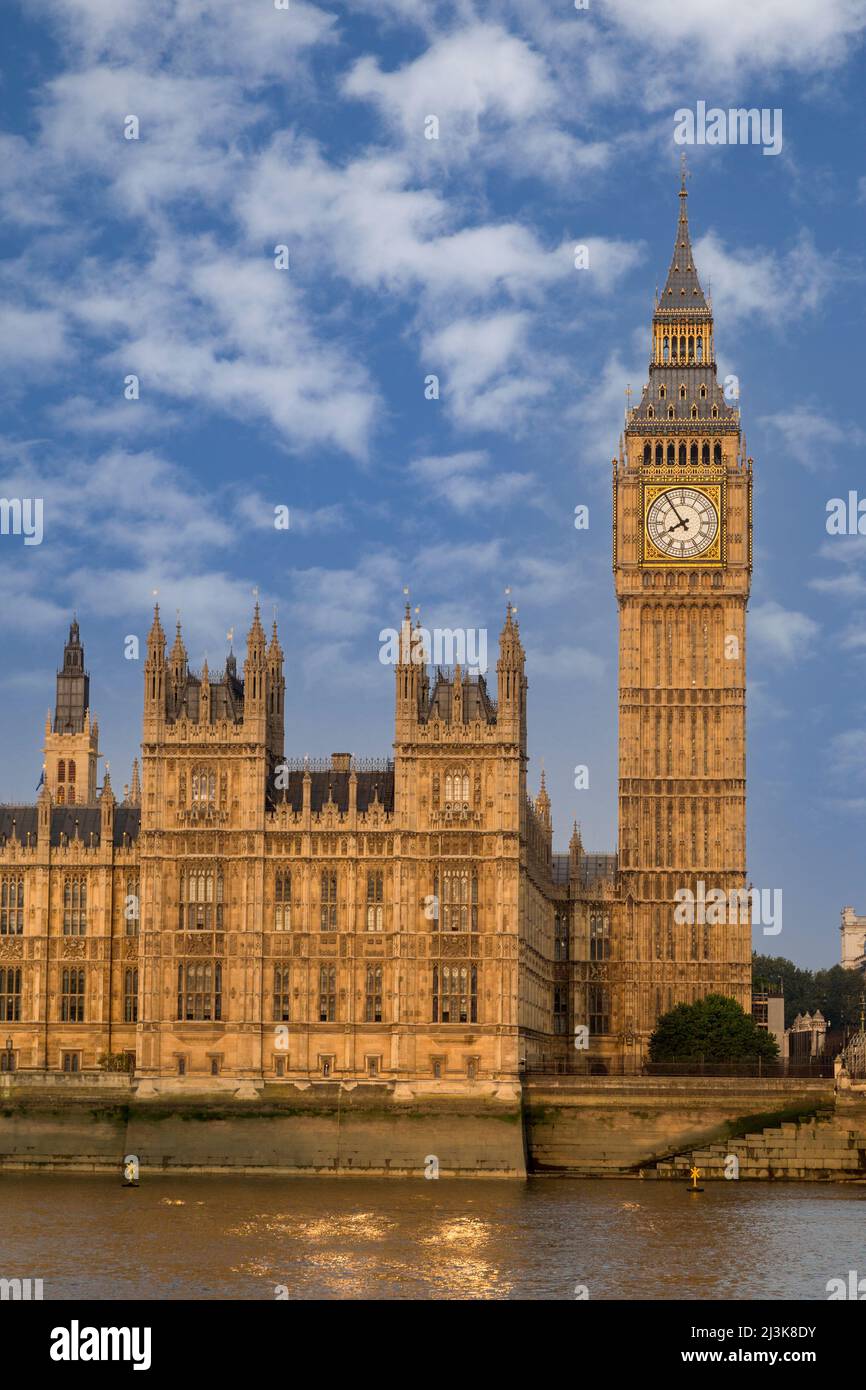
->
xmin=0 ymin=177 xmax=753 ymax=1087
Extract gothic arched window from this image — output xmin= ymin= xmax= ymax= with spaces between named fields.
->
xmin=667 ymin=405 xmax=675 ymax=420
xmin=58 ymin=760 xmax=66 ymax=782
xmin=63 ymin=877 xmax=87 ymax=936
xmin=647 ymin=406 xmax=654 ymax=420
xmin=678 ymin=442 xmax=686 ymax=468
xmin=590 ymin=912 xmax=611 ymax=961
xmin=191 ymin=768 xmax=216 ymax=805
xmin=662 ymin=335 xmax=669 ymax=362
xmin=366 ymin=870 xmax=384 ymax=931
xmin=702 ymin=442 xmax=710 ymax=465
xmin=667 ymin=443 xmax=675 ymax=465
xmin=444 ymin=768 xmax=470 ymax=806
xmin=714 ymin=442 xmax=722 ymax=465
xmin=179 ymin=866 xmax=223 ymax=929
xmin=655 ymin=443 xmax=663 ymax=465
xmin=0 ymin=878 xmax=24 ymax=937
xmin=275 ymin=870 xmax=291 ymax=930
xmin=696 ymin=338 xmax=703 ymax=361
xmin=68 ymin=760 xmax=76 ymax=785
xmin=177 ymin=961 xmax=221 ymax=1021
xmin=438 ymin=868 xmax=478 ymax=932
xmin=318 ymin=965 xmax=336 ymax=1021
xmin=320 ymin=871 xmax=337 ymax=930
xmin=679 ymin=384 xmax=686 ymax=399
xmin=365 ymin=965 xmax=383 ymax=1022
xmin=61 ymin=968 xmax=85 ymax=1022
xmin=432 ymin=964 xmax=477 ymax=1024
xmin=273 ymin=966 xmax=291 ymax=1022
xmin=643 ymin=443 xmax=651 ymax=464
xmin=124 ymin=968 xmax=138 ymax=1023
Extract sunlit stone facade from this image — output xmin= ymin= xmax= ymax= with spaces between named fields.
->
xmin=0 ymin=179 xmax=752 ymax=1086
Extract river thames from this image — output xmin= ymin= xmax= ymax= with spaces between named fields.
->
xmin=0 ymin=1175 xmax=860 ymax=1300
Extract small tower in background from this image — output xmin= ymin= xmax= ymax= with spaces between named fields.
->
xmin=496 ymin=601 xmax=526 ymax=743
xmin=42 ymin=618 xmax=99 ymax=804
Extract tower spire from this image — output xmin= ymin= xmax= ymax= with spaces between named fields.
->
xmin=660 ymin=161 xmax=706 ymax=308
xmin=54 ymin=617 xmax=90 ymax=734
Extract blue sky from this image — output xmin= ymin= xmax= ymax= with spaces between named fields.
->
xmin=2 ymin=0 xmax=866 ymax=969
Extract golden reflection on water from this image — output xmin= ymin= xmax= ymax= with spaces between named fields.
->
xmin=5 ymin=1176 xmax=863 ymax=1299
xmin=420 ymin=1215 xmax=491 ymax=1250
xmin=227 ymin=1205 xmax=510 ymax=1298
xmin=227 ymin=1211 xmax=397 ymax=1241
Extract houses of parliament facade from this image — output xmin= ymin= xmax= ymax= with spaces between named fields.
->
xmin=0 ymin=177 xmax=753 ymax=1088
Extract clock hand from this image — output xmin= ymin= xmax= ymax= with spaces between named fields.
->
xmin=664 ymin=492 xmax=688 ymax=526
xmin=668 ymin=517 xmax=690 ymax=533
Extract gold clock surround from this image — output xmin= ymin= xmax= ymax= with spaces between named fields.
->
xmin=641 ymin=476 xmax=724 ymax=567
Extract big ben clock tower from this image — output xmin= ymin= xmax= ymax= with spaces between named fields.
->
xmin=612 ymin=166 xmax=753 ymax=1058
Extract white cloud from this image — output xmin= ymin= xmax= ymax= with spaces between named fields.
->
xmin=343 ymin=24 xmax=555 ymax=137
xmin=422 ymin=312 xmax=553 ymax=431
xmin=812 ymin=536 xmax=866 ymax=598
xmin=287 ymin=553 xmax=403 ymax=642
xmin=47 ymin=241 xmax=380 ymax=459
xmin=409 ymin=450 xmax=537 ymax=513
xmin=829 ymin=727 xmax=866 ymax=779
xmin=343 ymin=21 xmax=613 ymax=183
xmin=47 ymin=395 xmax=178 ymax=437
xmin=0 ymin=306 xmax=68 ymax=367
xmin=749 ymin=600 xmax=819 ymax=664
xmin=22 ymin=0 xmax=336 ymax=80
xmin=604 ymin=0 xmax=866 ymax=77
xmin=760 ymin=407 xmax=864 ymax=471
xmin=238 ymin=135 xmax=576 ymax=304
xmin=567 ymin=348 xmax=645 ymax=477
xmin=236 ymin=494 xmax=350 ymax=535
xmin=693 ymin=231 xmax=833 ymax=329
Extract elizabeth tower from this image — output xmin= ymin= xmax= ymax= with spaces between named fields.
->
xmin=612 ymin=169 xmax=753 ymax=1057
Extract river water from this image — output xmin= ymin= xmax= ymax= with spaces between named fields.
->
xmin=0 ymin=1175 xmax=860 ymax=1300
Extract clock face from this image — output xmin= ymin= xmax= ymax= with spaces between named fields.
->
xmin=645 ymin=487 xmax=719 ymax=560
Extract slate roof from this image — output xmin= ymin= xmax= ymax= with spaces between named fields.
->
xmin=268 ymin=769 xmax=394 ymax=814
xmin=550 ymin=850 xmax=618 ymax=891
xmin=168 ymin=658 xmax=245 ymax=724
xmin=631 ymin=366 xmax=738 ymax=428
xmin=423 ymin=672 xmax=497 ymax=725
xmin=657 ymin=184 xmax=708 ymax=312
xmin=0 ymin=806 xmax=141 ymax=847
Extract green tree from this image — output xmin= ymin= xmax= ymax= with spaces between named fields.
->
xmin=752 ymin=952 xmax=865 ymax=1030
xmin=649 ymin=993 xmax=779 ymax=1062
xmin=751 ymin=952 xmax=814 ymax=1027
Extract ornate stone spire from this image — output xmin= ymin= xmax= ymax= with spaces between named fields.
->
xmin=247 ymin=600 xmax=266 ymax=653
xmin=145 ymin=605 xmax=166 ymax=673
xmin=660 ymin=158 xmax=707 ymax=309
xmin=267 ymin=618 xmax=283 ymax=667
xmin=536 ymin=768 xmax=551 ymax=828
xmin=169 ymin=616 xmax=187 ymax=670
